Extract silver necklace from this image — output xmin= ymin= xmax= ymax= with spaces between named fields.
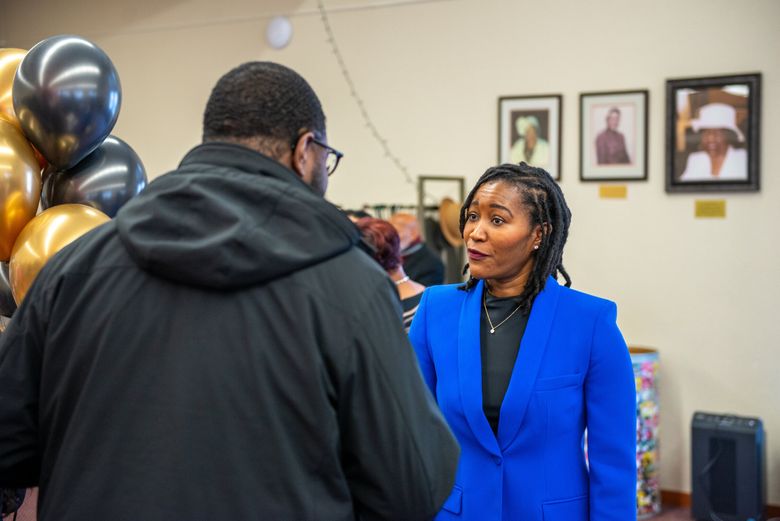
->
xmin=483 ymin=291 xmax=522 ymax=334
xmin=394 ymin=275 xmax=410 ymax=286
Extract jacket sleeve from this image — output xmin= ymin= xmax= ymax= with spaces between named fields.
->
xmin=0 ymin=282 xmax=48 ymax=488
xmin=339 ymin=280 xmax=459 ymax=521
xmin=585 ymin=302 xmax=636 ymax=521
xmin=407 ymin=289 xmax=436 ymax=394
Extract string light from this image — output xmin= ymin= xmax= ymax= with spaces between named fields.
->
xmin=316 ymin=0 xmax=415 ymax=186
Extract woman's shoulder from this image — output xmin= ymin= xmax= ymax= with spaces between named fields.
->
xmin=680 ymin=151 xmax=709 ymax=180
xmin=423 ymin=282 xmax=467 ymax=298
xmin=420 ymin=283 xmax=470 ymax=307
xmin=554 ymin=282 xmax=616 ymax=314
xmin=727 ymin=146 xmax=748 ymax=160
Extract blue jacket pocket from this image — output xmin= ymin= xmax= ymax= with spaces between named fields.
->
xmin=441 ymin=485 xmax=463 ymax=514
xmin=534 ymin=372 xmax=583 ymax=392
xmin=542 ymin=494 xmax=588 ymax=520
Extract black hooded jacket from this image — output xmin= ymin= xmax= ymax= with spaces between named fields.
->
xmin=0 ymin=143 xmax=459 ymax=520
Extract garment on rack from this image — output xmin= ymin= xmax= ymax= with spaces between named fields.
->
xmin=423 ymin=217 xmax=463 ymax=285
xmin=401 ymin=240 xmax=444 ymax=287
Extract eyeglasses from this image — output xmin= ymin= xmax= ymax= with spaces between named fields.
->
xmin=310 ymin=137 xmax=343 ymax=176
xmin=291 ymin=135 xmax=344 ymax=176
xmin=286 ymin=136 xmax=343 ymax=177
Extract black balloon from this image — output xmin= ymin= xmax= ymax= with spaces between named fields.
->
xmin=12 ymin=35 xmax=121 ymax=169
xmin=0 ymin=262 xmax=15 ymax=317
xmin=42 ymin=135 xmax=147 ymax=218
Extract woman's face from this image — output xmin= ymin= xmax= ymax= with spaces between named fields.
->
xmin=701 ymin=129 xmax=728 ymax=156
xmin=463 ymin=180 xmax=542 ymax=287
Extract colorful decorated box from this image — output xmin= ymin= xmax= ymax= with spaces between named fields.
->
xmin=630 ymin=347 xmax=660 ymax=518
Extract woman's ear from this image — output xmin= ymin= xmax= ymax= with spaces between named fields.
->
xmin=535 ymin=222 xmax=551 ymax=247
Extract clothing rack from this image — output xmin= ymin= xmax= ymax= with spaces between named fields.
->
xmin=417 ymin=176 xmax=466 ymax=284
xmin=416 ymin=176 xmax=465 ymax=241
xmin=361 ymin=203 xmax=439 ymax=220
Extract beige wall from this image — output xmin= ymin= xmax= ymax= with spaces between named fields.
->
xmin=3 ymin=0 xmax=779 ymax=502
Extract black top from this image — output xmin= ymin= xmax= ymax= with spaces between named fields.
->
xmin=402 ymin=242 xmax=445 ymax=286
xmin=0 ymin=142 xmax=460 ymax=521
xmin=402 ymin=292 xmax=423 ymax=332
xmin=480 ymin=288 xmax=530 ymax=435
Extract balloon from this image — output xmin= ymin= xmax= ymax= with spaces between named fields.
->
xmin=9 ymin=204 xmax=109 ymax=304
xmin=42 ymin=135 xmax=147 ymax=217
xmin=12 ymin=35 xmax=121 ymax=169
xmin=0 ymin=262 xmax=15 ymax=317
xmin=0 ymin=118 xmax=42 ymax=261
xmin=0 ymin=48 xmax=26 ymax=129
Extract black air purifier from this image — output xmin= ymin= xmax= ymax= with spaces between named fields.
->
xmin=691 ymin=412 xmax=765 ymax=521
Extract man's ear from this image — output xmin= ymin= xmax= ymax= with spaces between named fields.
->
xmin=290 ymin=131 xmax=315 ymax=179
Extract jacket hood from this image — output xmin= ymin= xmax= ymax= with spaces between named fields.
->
xmin=115 ymin=142 xmax=359 ymax=289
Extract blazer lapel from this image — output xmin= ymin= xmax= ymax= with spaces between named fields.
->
xmin=458 ymin=279 xmax=501 ymax=456
xmin=496 ymin=276 xmax=561 ymax=451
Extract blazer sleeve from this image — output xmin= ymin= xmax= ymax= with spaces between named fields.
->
xmin=407 ymin=289 xmax=436 ymax=395
xmin=585 ymin=302 xmax=637 ymax=521
xmin=338 ymin=280 xmax=458 ymax=521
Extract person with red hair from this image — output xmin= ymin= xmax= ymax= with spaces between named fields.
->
xmin=357 ymin=218 xmax=426 ymax=331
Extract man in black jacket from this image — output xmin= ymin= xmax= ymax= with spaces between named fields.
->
xmin=0 ymin=62 xmax=459 ymax=520
xmin=389 ymin=213 xmax=445 ymax=286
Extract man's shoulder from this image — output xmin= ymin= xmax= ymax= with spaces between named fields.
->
xmin=287 ymin=246 xmax=393 ymax=308
xmin=17 ymin=220 xmax=131 ymax=309
xmin=39 ymin=221 xmax=126 ymax=279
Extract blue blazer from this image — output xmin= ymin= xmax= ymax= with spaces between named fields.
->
xmin=409 ymin=277 xmax=636 ymax=521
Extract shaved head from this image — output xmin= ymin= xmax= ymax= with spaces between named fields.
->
xmin=388 ymin=213 xmax=421 ymax=250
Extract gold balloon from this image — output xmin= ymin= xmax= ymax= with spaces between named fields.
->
xmin=0 ymin=48 xmax=26 ymax=129
xmin=0 ymin=118 xmax=41 ymax=261
xmin=9 ymin=204 xmax=109 ymax=303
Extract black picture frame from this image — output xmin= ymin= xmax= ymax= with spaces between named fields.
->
xmin=580 ymin=90 xmax=649 ymax=182
xmin=498 ymin=94 xmax=562 ymax=180
xmin=666 ymin=73 xmax=761 ymax=193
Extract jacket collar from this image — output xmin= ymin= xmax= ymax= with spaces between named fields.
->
xmin=457 ymin=276 xmax=562 ymax=455
xmin=179 ymin=141 xmax=311 ymax=191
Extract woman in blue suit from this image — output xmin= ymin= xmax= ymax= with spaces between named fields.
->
xmin=409 ymin=163 xmax=636 ymax=521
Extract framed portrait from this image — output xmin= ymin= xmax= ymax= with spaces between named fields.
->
xmin=580 ymin=90 xmax=648 ymax=182
xmin=498 ymin=94 xmax=562 ymax=180
xmin=666 ymin=73 xmax=761 ymax=193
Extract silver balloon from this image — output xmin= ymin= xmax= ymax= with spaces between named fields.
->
xmin=12 ymin=35 xmax=121 ymax=169
xmin=0 ymin=262 xmax=15 ymax=317
xmin=42 ymin=135 xmax=147 ymax=217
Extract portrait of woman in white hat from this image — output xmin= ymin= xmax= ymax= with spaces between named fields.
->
xmin=509 ymin=115 xmax=550 ymax=168
xmin=680 ymin=102 xmax=748 ymax=181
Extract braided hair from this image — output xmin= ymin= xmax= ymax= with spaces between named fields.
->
xmin=459 ymin=162 xmax=572 ymax=314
